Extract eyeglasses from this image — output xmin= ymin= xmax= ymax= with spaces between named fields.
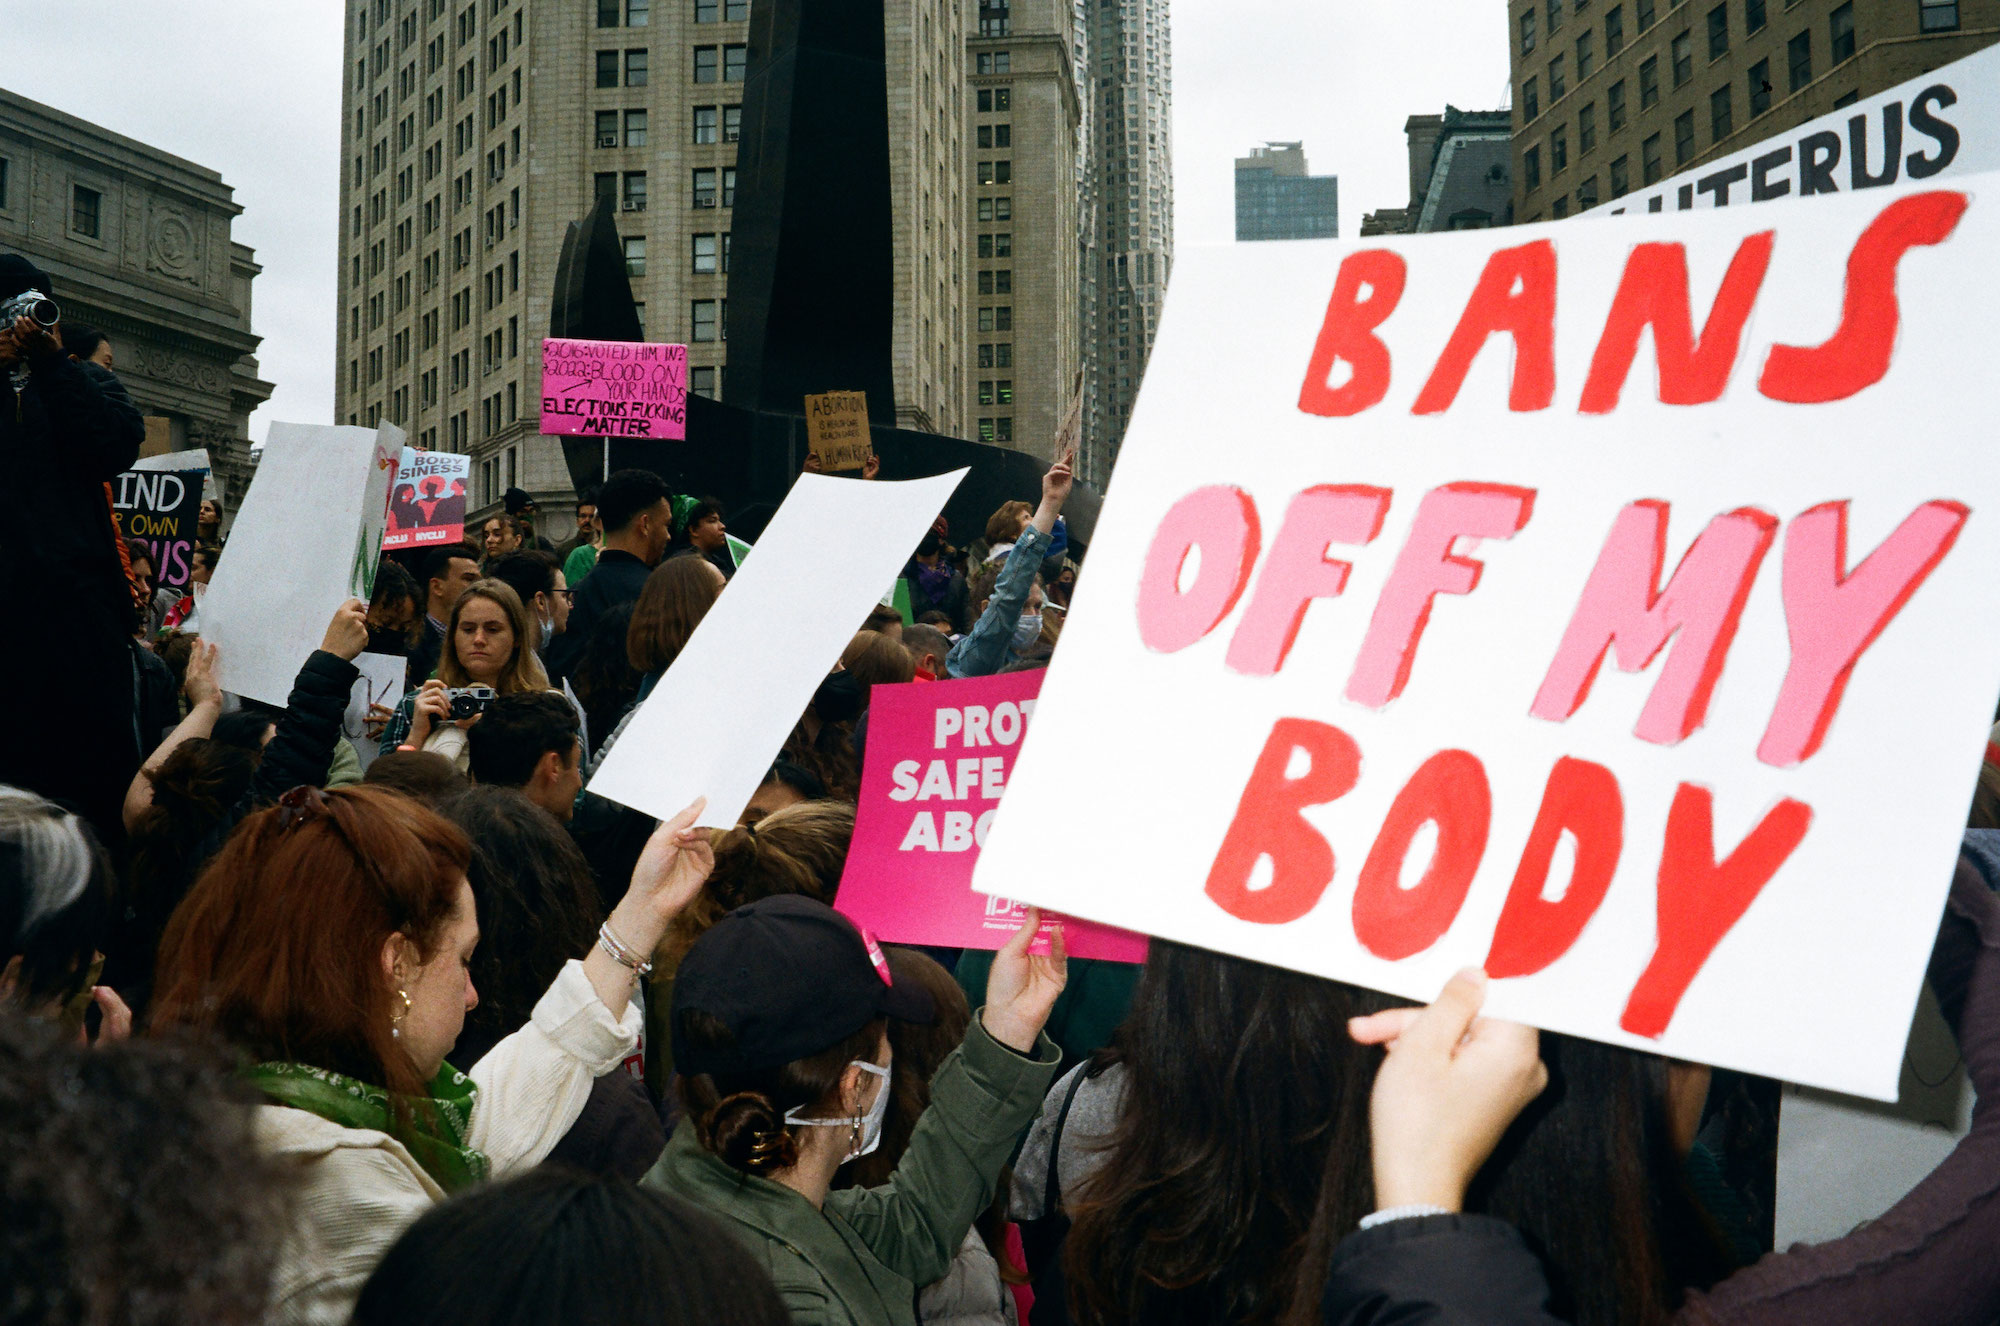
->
xmin=549 ymin=588 xmax=575 ymax=603
xmin=277 ymin=784 xmax=330 ymax=831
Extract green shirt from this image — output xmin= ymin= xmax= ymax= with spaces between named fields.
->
xmin=562 ymin=543 xmax=599 ymax=585
xmin=644 ymin=1018 xmax=1059 ymax=1326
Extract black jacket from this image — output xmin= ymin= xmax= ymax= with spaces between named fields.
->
xmin=545 ymin=549 xmax=651 ymax=681
xmin=108 ymin=650 xmax=360 ymax=1019
xmin=1322 ymin=1215 xmax=1566 ymax=1326
xmin=0 ymin=353 xmax=145 ymax=616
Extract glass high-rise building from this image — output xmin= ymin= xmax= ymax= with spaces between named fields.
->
xmin=1234 ymin=141 xmax=1338 ymax=241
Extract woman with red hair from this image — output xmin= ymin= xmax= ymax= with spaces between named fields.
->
xmin=151 ymin=785 xmax=713 ymax=1325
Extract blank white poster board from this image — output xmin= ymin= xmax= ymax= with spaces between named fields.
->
xmin=202 ymin=422 xmax=402 ymax=706
xmin=976 ymin=176 xmax=2000 ymax=1099
xmin=589 ymin=470 xmax=966 ymax=829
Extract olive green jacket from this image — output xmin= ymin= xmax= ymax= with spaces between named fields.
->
xmin=643 ymin=1018 xmax=1060 ymax=1326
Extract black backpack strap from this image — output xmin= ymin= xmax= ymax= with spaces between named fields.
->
xmin=1042 ymin=1064 xmax=1093 ymax=1217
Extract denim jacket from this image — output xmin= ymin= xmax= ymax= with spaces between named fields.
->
xmin=946 ymin=522 xmax=1052 ymax=679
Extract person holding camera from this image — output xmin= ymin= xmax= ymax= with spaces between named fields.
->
xmin=0 ymin=254 xmax=147 ymax=850
xmin=378 ymin=580 xmax=558 ymax=773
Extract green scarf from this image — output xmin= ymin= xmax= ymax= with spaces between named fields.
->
xmin=246 ymin=1060 xmax=490 ymax=1193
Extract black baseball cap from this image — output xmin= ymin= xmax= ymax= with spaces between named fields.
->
xmin=0 ymin=254 xmax=53 ymax=301
xmin=672 ymin=894 xmax=934 ymax=1076
xmin=503 ymin=486 xmax=536 ymax=514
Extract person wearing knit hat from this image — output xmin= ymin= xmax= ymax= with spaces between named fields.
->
xmin=0 ymin=251 xmax=149 ymax=849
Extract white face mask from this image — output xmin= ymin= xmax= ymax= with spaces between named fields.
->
xmin=784 ymin=1056 xmax=892 ymax=1162
xmin=1011 ymin=613 xmax=1043 ymax=651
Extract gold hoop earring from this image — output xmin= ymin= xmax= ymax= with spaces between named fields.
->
xmin=391 ymin=987 xmax=411 ymax=1039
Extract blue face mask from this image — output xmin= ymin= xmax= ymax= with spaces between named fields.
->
xmin=1011 ymin=612 xmax=1043 ymax=651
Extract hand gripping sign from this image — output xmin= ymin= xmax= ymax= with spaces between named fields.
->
xmin=975 ymin=177 xmax=2000 ymax=1099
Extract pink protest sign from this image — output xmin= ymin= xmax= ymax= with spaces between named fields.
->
xmin=835 ymin=671 xmax=1148 ymax=962
xmin=539 ymin=338 xmax=689 ymax=440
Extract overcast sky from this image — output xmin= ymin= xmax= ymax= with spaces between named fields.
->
xmin=3 ymin=0 xmax=1507 ymax=443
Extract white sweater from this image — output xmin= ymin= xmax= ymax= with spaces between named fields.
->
xmin=255 ymin=960 xmax=641 ymax=1324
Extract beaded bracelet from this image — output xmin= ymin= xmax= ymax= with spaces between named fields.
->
xmin=597 ymin=921 xmax=653 ymax=977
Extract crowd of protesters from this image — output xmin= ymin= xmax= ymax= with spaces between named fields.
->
xmin=11 ymin=246 xmax=2000 ymax=1326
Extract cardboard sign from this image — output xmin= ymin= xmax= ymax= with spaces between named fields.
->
xmin=111 ymin=462 xmax=205 ymax=592
xmin=805 ymin=391 xmax=872 ymax=471
xmin=203 ymin=422 xmax=403 ymax=706
xmin=590 ymin=470 xmax=967 ymax=829
xmin=837 ymin=672 xmax=1148 ymax=960
xmin=540 ymin=338 xmax=689 ymax=440
xmin=383 ymin=449 xmax=472 ymax=549
xmin=1590 ymin=42 xmax=1998 ymax=218
xmin=974 ymin=177 xmax=2000 ymax=1100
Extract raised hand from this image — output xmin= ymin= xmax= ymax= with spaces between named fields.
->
xmin=625 ymin=798 xmax=716 ymax=932
xmin=321 ymin=598 xmax=369 ymax=661
xmin=981 ymin=908 xmax=1068 ymax=1053
xmin=183 ymin=640 xmax=222 ymax=709
xmin=862 ymin=450 xmax=882 ymax=480
xmin=1349 ymin=969 xmax=1547 ymax=1213
xmin=1041 ymin=445 xmax=1075 ymax=509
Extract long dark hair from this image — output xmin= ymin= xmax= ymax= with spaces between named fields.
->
xmin=352 ymin=1168 xmax=789 ymax=1326
xmin=1062 ymin=941 xmax=1379 ymax=1326
xmin=441 ymin=787 xmax=600 ymax=1066
xmin=1308 ymin=1033 xmax=1735 ymax=1326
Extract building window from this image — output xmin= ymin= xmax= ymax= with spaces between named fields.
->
xmin=1788 ymin=29 xmax=1811 ymax=91
xmin=1523 ymin=76 xmax=1540 ymax=121
xmin=724 ymin=44 xmax=747 ymax=80
xmin=627 ymin=0 xmax=650 ymax=24
xmin=978 ymin=380 xmax=994 ymax=406
xmin=623 ymin=235 xmax=646 ymax=277
xmin=1833 ymin=89 xmax=1858 ymax=107
xmin=1524 ymin=144 xmax=1542 ymax=191
xmin=692 ymin=232 xmax=718 ymax=273
xmin=692 ymin=299 xmax=719 ymax=341
xmin=626 ymin=49 xmax=649 ymax=84
xmin=595 ymin=171 xmax=618 ymax=205
xmin=694 ymin=105 xmax=718 ymax=142
xmin=1553 ymin=196 xmax=1570 ymax=218
xmin=620 ymin=172 xmax=647 ymax=209
xmin=1674 ymin=108 xmax=1695 ymax=164
xmin=1746 ymin=0 xmax=1766 ymax=33
xmin=596 ymin=109 xmax=620 ymax=146
xmin=1577 ymin=175 xmax=1599 ymax=209
xmin=1710 ymin=83 xmax=1732 ymax=141
xmin=1830 ymin=2 xmax=1854 ymax=62
xmin=694 ymin=45 xmax=717 ymax=81
xmin=1636 ymin=0 xmax=1654 ymax=27
xmin=1578 ymin=100 xmax=1597 ymax=153
xmin=1551 ymin=124 xmax=1568 ymax=172
xmin=1639 ymin=54 xmax=1660 ymax=107
xmin=1608 ymin=77 xmax=1627 ymax=130
xmin=596 ymin=49 xmax=619 ymax=86
xmin=1610 ymin=153 xmax=1630 ymax=196
xmin=978 ymin=0 xmax=1010 ymax=36
xmin=692 ymin=167 xmax=717 ymax=207
xmin=1707 ymin=3 xmax=1728 ymax=58
xmin=722 ymin=167 xmax=735 ymax=206
xmin=1605 ymin=4 xmax=1624 ymax=55
xmin=1549 ymin=54 xmax=1566 ymax=99
xmin=1671 ymin=29 xmax=1692 ymax=85
xmin=1548 ymin=0 xmax=1563 ymax=33
xmin=974 ymin=51 xmax=1010 ymax=74
xmin=690 ymin=366 xmax=716 ymax=397
xmin=723 ymin=105 xmax=742 ymax=140
xmin=1643 ymin=131 xmax=1663 ymax=183
xmin=696 ymin=0 xmax=718 ymax=18
xmin=1576 ymin=29 xmax=1595 ymax=78
xmin=996 ymin=380 xmax=1013 ymax=405
xmin=1748 ymin=57 xmax=1772 ymax=115
xmin=71 ymin=185 xmax=101 ymax=238
xmin=1521 ymin=8 xmax=1537 ymax=52
xmin=598 ymin=0 xmax=620 ymax=26
xmin=1920 ymin=0 xmax=1959 ymax=31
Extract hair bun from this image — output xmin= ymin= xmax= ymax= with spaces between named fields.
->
xmin=702 ymin=1090 xmax=798 ymax=1176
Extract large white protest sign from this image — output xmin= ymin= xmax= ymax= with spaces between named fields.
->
xmin=1587 ymin=43 xmax=1997 ymax=218
xmin=132 ymin=447 xmax=220 ymax=502
xmin=202 ymin=422 xmax=402 ymax=707
xmin=590 ymin=470 xmax=966 ymax=829
xmin=976 ymin=176 xmax=2000 ymax=1099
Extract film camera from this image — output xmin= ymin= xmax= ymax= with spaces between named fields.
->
xmin=445 ymin=685 xmax=497 ymax=720
xmin=0 ymin=289 xmax=60 ymax=329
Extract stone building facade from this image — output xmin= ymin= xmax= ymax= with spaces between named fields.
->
xmin=1075 ymin=0 xmax=1172 ymax=488
xmin=1508 ymin=0 xmax=2000 ymax=223
xmin=0 ymin=89 xmax=273 ymax=513
xmin=967 ymin=0 xmax=1082 ymax=458
xmin=336 ymin=0 xmax=978 ymax=529
xmin=1361 ymin=107 xmax=1514 ymax=235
